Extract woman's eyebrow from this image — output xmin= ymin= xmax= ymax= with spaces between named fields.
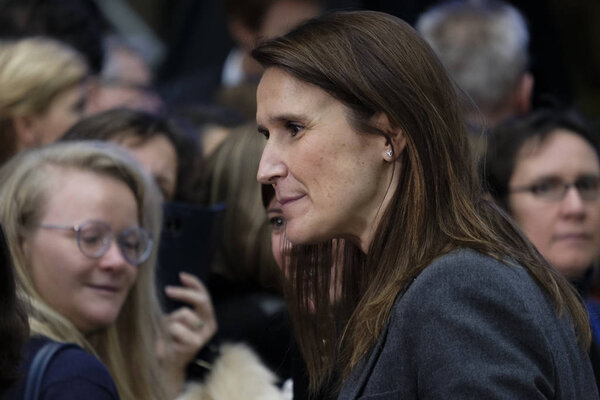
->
xmin=271 ymin=112 xmax=307 ymax=124
xmin=266 ymin=207 xmax=283 ymax=214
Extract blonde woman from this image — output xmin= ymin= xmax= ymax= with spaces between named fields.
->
xmin=0 ymin=142 xmax=212 ymax=399
xmin=0 ymin=37 xmax=88 ymax=165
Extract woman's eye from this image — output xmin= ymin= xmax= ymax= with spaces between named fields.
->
xmin=73 ymin=98 xmax=87 ymax=115
xmin=531 ymin=183 xmax=552 ymax=194
xmin=286 ymin=122 xmax=303 ymax=137
xmin=576 ymin=177 xmax=600 ymax=191
xmin=531 ymin=181 xmax=559 ymax=195
xmin=258 ymin=127 xmax=270 ymax=139
xmin=269 ymin=216 xmax=285 ymax=230
xmin=122 ymin=240 xmax=141 ymax=251
xmin=81 ymin=234 xmax=103 ymax=245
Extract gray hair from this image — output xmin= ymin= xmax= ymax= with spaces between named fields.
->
xmin=416 ymin=0 xmax=529 ymax=114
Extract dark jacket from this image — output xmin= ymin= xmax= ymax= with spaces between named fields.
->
xmin=6 ymin=336 xmax=119 ymax=399
xmin=339 ymin=249 xmax=599 ymax=399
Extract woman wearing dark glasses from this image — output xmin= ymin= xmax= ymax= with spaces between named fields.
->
xmin=483 ymin=107 xmax=600 ymax=390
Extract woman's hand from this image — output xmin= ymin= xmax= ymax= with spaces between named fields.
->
xmin=158 ymin=272 xmax=217 ymax=396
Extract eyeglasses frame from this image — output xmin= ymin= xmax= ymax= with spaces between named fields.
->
xmin=36 ymin=219 xmax=153 ymax=266
xmin=508 ymin=177 xmax=600 ymax=202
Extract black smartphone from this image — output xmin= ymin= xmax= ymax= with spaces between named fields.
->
xmin=156 ymin=201 xmax=225 ymax=312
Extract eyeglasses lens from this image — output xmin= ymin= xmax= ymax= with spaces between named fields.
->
xmin=118 ymin=228 xmax=152 ymax=265
xmin=576 ymin=178 xmax=600 ymax=200
xmin=78 ymin=222 xmax=112 ymax=258
xmin=77 ymin=221 xmax=152 ymax=265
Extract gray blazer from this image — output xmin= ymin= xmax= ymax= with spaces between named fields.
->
xmin=339 ymin=249 xmax=599 ymax=399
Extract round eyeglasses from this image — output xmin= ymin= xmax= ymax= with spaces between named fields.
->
xmin=38 ymin=220 xmax=153 ymax=265
xmin=509 ymin=176 xmax=600 ymax=202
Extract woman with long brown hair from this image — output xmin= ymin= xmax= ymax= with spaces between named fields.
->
xmin=253 ymin=10 xmax=598 ymax=399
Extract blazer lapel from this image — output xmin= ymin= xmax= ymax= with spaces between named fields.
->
xmin=337 ymin=321 xmax=391 ymax=399
xmin=337 ymin=282 xmax=415 ymax=399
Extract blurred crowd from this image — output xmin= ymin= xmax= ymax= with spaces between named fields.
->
xmin=1 ymin=1 xmax=600 ymax=399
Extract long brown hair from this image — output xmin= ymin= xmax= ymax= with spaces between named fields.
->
xmin=252 ymin=10 xmax=589 ymax=396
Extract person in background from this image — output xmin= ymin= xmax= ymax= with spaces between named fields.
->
xmin=482 ymin=107 xmax=600 ymax=390
xmin=61 ymin=108 xmax=192 ymax=201
xmin=62 ymin=113 xmax=286 ymax=399
xmin=160 ymin=0 xmax=322 ymax=113
xmin=87 ymin=37 xmax=163 ymax=114
xmin=201 ymin=123 xmax=291 ymax=380
xmin=222 ymin=0 xmax=322 ymax=88
xmin=0 ymin=224 xmax=29 ymax=397
xmin=172 ymin=104 xmax=246 ymax=159
xmin=202 ymin=124 xmax=279 ymax=287
xmin=416 ymin=0 xmax=533 ymax=157
xmin=262 ymin=184 xmax=329 ymax=400
xmin=254 ymin=10 xmax=597 ymax=398
xmin=0 ymin=0 xmax=105 ymax=75
xmin=0 ymin=0 xmax=163 ymax=117
xmin=0 ymin=37 xmax=88 ymax=166
xmin=0 ymin=142 xmax=213 ymax=399
xmin=263 ymin=183 xmax=344 ymax=400
xmin=262 ymin=185 xmax=287 ymax=273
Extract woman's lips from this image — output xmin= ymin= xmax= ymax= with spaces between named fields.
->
xmin=278 ymin=194 xmax=306 ymax=207
xmin=553 ymin=233 xmax=591 ymax=242
xmin=87 ymin=284 xmax=119 ymax=293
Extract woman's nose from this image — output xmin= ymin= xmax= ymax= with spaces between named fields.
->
xmin=98 ymin=240 xmax=130 ymax=270
xmin=257 ymin=141 xmax=287 ymax=184
xmin=559 ymin=186 xmax=586 ymax=218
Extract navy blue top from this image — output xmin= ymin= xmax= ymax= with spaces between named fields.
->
xmin=6 ymin=336 xmax=119 ymax=399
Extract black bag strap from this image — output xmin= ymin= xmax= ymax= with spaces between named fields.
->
xmin=24 ymin=341 xmax=77 ymax=400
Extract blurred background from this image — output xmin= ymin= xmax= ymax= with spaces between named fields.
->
xmin=117 ymin=0 xmax=600 ymax=122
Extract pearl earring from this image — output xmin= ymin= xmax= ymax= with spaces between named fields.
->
xmin=385 ymin=149 xmax=393 ymax=159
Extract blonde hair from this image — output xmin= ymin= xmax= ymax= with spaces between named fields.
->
xmin=0 ymin=37 xmax=88 ymax=164
xmin=203 ymin=123 xmax=280 ymax=289
xmin=0 ymin=141 xmax=167 ymax=399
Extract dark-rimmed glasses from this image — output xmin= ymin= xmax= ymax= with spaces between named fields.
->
xmin=509 ymin=176 xmax=600 ymax=202
xmin=38 ymin=220 xmax=153 ymax=265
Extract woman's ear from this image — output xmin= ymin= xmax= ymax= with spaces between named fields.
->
xmin=372 ymin=112 xmax=406 ymax=161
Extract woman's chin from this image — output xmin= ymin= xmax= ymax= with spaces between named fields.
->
xmin=285 ymin=222 xmax=314 ymax=245
xmin=287 ymin=229 xmax=327 ymax=246
xmin=553 ymin=261 xmax=593 ymax=280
